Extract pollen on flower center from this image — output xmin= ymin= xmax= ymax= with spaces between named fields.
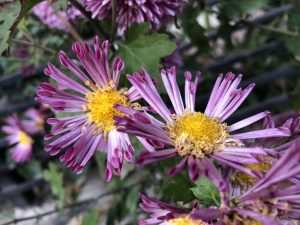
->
xmin=168 ymin=111 xmax=229 ymax=158
xmin=167 ymin=216 xmax=207 ymax=225
xmin=18 ymin=131 xmax=32 ymax=145
xmin=84 ymin=84 xmax=129 ymax=132
xmin=231 ymin=159 xmax=272 ymax=188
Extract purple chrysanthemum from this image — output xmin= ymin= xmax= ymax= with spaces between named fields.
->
xmin=115 ymin=67 xmax=290 ymax=185
xmin=33 ymin=1 xmax=81 ymax=30
xmin=229 ymin=111 xmax=300 ymax=194
xmin=192 ymin=140 xmax=300 ymax=225
xmin=84 ymin=0 xmax=187 ymax=36
xmin=2 ymin=115 xmax=33 ymax=163
xmin=139 ymin=194 xmax=209 ymax=225
xmin=36 ymin=36 xmax=142 ymax=181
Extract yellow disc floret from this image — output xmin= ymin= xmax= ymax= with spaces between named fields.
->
xmin=168 ymin=216 xmax=207 ymax=225
xmin=231 ymin=159 xmax=272 ymax=188
xmin=84 ymin=83 xmax=129 ymax=132
xmin=168 ymin=111 xmax=229 ymax=158
xmin=18 ymin=131 xmax=33 ymax=145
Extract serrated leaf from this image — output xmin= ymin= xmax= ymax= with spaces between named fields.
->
xmin=125 ymin=23 xmax=150 ymax=42
xmin=162 ymin=172 xmax=195 ymax=204
xmin=0 ymin=0 xmax=21 ymax=54
xmin=43 ymin=162 xmax=65 ymax=203
xmin=0 ymin=0 xmax=43 ymax=54
xmin=81 ymin=209 xmax=99 ymax=225
xmin=190 ymin=177 xmax=220 ymax=207
xmin=117 ymin=32 xmax=176 ymax=91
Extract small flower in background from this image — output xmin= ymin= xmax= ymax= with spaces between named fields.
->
xmin=84 ymin=0 xmax=188 ymax=36
xmin=115 ymin=67 xmax=290 ymax=186
xmin=191 ymin=140 xmax=300 ymax=225
xmin=15 ymin=46 xmax=36 ymax=76
xmin=161 ymin=47 xmax=183 ymax=70
xmin=22 ymin=108 xmax=46 ymax=135
xmin=33 ymin=0 xmax=82 ymax=30
xmin=36 ymin=36 xmax=142 ymax=181
xmin=139 ymin=194 xmax=209 ymax=225
xmin=1 ymin=115 xmax=33 ymax=163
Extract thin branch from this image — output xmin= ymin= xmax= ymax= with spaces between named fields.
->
xmin=0 ymin=182 xmax=140 ymax=225
xmin=11 ymin=39 xmax=56 ymax=54
xmin=69 ymin=0 xmax=109 ymax=40
xmin=243 ymin=20 xmax=300 ymax=37
xmin=56 ymin=14 xmax=83 ymax=43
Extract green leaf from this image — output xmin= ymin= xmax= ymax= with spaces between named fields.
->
xmin=116 ymin=31 xmax=176 ymax=90
xmin=190 ymin=177 xmax=221 ymax=207
xmin=0 ymin=0 xmax=43 ymax=54
xmin=182 ymin=5 xmax=209 ymax=50
xmin=125 ymin=23 xmax=150 ymax=42
xmin=43 ymin=162 xmax=65 ymax=203
xmin=81 ymin=209 xmax=99 ymax=225
xmin=221 ymin=0 xmax=269 ymax=19
xmin=17 ymin=159 xmax=43 ymax=180
xmin=162 ymin=172 xmax=195 ymax=204
xmin=0 ymin=1 xmax=21 ymax=54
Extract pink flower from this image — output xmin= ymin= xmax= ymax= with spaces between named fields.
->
xmin=36 ymin=36 xmax=142 ymax=181
xmin=2 ymin=115 xmax=33 ymax=163
xmin=115 ymin=67 xmax=290 ymax=186
xmin=33 ymin=1 xmax=82 ymax=30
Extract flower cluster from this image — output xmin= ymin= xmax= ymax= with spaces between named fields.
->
xmin=84 ymin=0 xmax=188 ymax=36
xmin=36 ymin=36 xmax=300 ymax=225
xmin=33 ymin=0 xmax=82 ymax=30
xmin=2 ymin=108 xmax=45 ymax=163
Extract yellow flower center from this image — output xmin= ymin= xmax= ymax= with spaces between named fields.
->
xmin=18 ymin=131 xmax=33 ymax=145
xmin=84 ymin=83 xmax=129 ymax=132
xmin=231 ymin=160 xmax=272 ymax=188
xmin=168 ymin=216 xmax=207 ymax=225
xmin=168 ymin=111 xmax=229 ymax=158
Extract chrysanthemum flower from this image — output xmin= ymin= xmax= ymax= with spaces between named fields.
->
xmin=84 ymin=0 xmax=187 ymax=36
xmin=139 ymin=194 xmax=210 ymax=225
xmin=191 ymin=140 xmax=300 ymax=225
xmin=36 ymin=36 xmax=141 ymax=181
xmin=2 ymin=115 xmax=33 ymax=163
xmin=230 ymin=111 xmax=300 ymax=193
xmin=22 ymin=108 xmax=45 ymax=135
xmin=115 ymin=67 xmax=290 ymax=184
xmin=33 ymin=1 xmax=81 ymax=30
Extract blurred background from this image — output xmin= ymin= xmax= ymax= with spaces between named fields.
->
xmin=0 ymin=0 xmax=300 ymax=224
